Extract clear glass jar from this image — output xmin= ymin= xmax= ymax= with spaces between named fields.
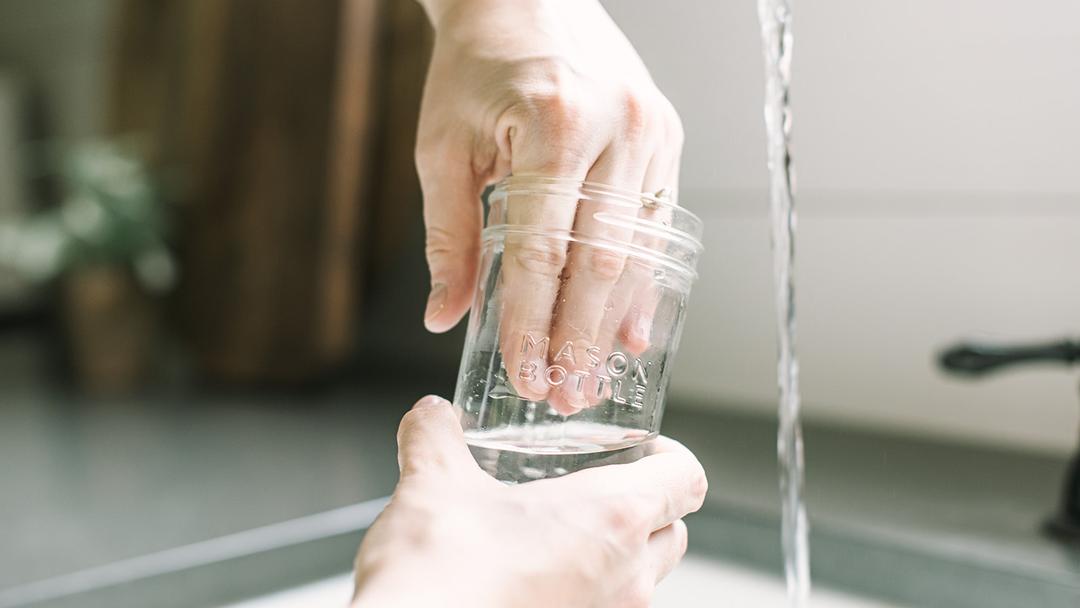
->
xmin=453 ymin=177 xmax=703 ymax=482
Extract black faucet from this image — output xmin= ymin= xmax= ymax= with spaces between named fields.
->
xmin=939 ymin=339 xmax=1080 ymax=543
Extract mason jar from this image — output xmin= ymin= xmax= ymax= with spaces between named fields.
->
xmin=453 ymin=177 xmax=703 ymax=482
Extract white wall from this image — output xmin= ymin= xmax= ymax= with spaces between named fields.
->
xmin=603 ymin=0 xmax=1080 ymax=454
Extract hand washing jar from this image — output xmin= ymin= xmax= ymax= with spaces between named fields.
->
xmin=453 ymin=177 xmax=703 ymax=482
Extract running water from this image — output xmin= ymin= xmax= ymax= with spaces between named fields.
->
xmin=757 ymin=0 xmax=810 ymax=606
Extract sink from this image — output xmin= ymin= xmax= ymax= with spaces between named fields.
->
xmin=2 ymin=384 xmax=1077 ymax=607
xmin=654 ymin=557 xmax=901 ymax=607
xmin=223 ymin=555 xmax=903 ymax=608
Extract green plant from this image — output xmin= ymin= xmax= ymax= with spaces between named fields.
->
xmin=0 ymin=139 xmax=175 ymax=292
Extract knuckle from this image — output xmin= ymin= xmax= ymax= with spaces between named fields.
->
xmin=619 ymin=90 xmax=649 ymax=140
xmin=498 ymin=55 xmax=616 ymax=175
xmin=414 ymin=140 xmax=430 ymax=168
xmin=533 ymin=96 xmax=591 ymax=158
xmin=504 ymin=85 xmax=593 ymax=173
xmin=603 ymin=500 xmax=647 ymax=538
xmin=535 ymin=90 xmax=585 ymax=129
xmin=412 ymin=402 xmax=452 ymax=425
xmin=396 ymin=409 xmax=423 ymax=443
xmin=661 ymin=97 xmax=685 ymax=145
xmin=668 ymin=111 xmax=686 ymax=147
xmin=422 ymin=225 xmax=481 ymax=291
xmin=511 ymin=238 xmax=568 ymax=276
xmin=509 ymin=86 xmax=589 ymax=142
xmin=425 ymin=226 xmax=478 ymax=277
xmin=586 ymin=247 xmax=626 ymax=281
xmin=674 ymin=520 xmax=690 ymax=557
xmin=689 ymin=466 xmax=709 ymax=509
xmin=425 ymin=226 xmax=457 ymax=260
xmin=414 ymin=138 xmax=442 ymax=179
xmin=398 ymin=406 xmax=443 ymax=443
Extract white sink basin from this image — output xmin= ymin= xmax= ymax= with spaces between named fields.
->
xmin=654 ymin=556 xmax=902 ymax=607
xmin=224 ymin=556 xmax=903 ymax=608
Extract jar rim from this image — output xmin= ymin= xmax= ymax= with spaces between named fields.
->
xmin=493 ymin=176 xmax=704 ymax=249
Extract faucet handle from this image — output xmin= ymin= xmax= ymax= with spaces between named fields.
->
xmin=938 ymin=337 xmax=1080 ymax=542
xmin=939 ymin=339 xmax=1080 ymax=376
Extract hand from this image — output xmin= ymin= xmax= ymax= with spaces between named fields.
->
xmin=351 ymin=395 xmax=708 ymax=608
xmin=415 ymin=0 xmax=684 ymax=411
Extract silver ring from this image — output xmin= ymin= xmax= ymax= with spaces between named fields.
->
xmin=643 ymin=187 xmax=672 ymax=209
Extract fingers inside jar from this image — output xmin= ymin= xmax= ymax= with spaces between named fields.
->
xmin=495 ymin=179 xmax=681 ymax=416
xmin=498 ymin=187 xmax=578 ymax=403
xmin=544 ymin=155 xmax=645 ymax=412
xmin=618 ymin=198 xmax=676 ymax=357
xmin=550 ymin=187 xmax=679 ymax=411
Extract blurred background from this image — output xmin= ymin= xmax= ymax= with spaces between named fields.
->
xmin=0 ymin=1 xmax=1078 ymax=607
xmin=0 ymin=0 xmax=453 ymax=393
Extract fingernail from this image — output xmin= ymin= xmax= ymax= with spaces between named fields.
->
xmin=424 ymin=283 xmax=447 ymax=327
xmin=413 ymin=395 xmax=446 ymax=410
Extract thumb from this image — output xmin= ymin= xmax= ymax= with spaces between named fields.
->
xmin=396 ymin=395 xmax=477 ymax=478
xmin=419 ymin=157 xmax=483 ymax=333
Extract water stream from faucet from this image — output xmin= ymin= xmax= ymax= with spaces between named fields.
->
xmin=756 ymin=0 xmax=811 ymax=605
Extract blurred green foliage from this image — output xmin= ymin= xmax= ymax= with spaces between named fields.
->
xmin=0 ymin=139 xmax=175 ymax=293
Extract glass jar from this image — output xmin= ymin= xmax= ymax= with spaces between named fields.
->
xmin=453 ymin=177 xmax=703 ymax=482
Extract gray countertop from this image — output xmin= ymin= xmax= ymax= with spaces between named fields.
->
xmin=0 ymin=386 xmax=404 ymax=592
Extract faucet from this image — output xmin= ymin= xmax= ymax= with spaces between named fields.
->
xmin=939 ymin=339 xmax=1080 ymax=543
